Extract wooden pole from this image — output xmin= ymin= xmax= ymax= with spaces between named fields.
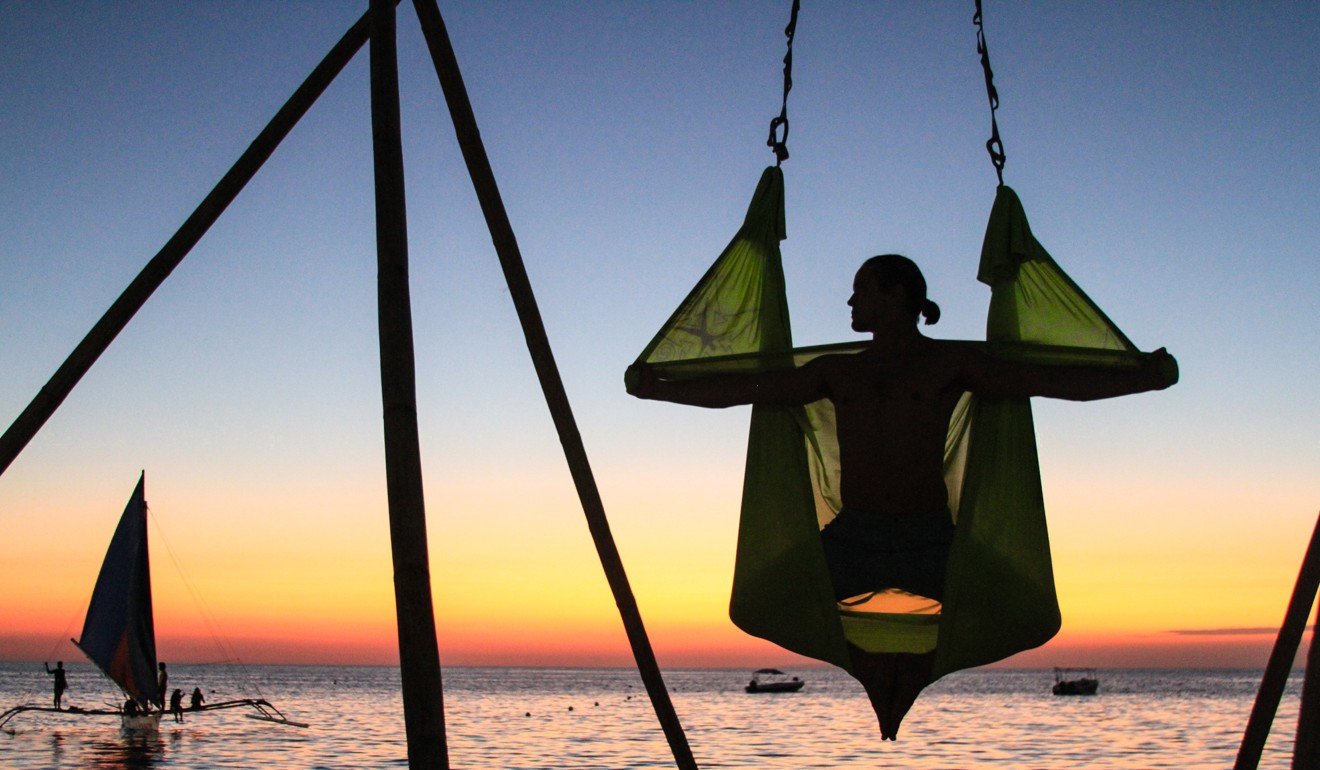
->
xmin=370 ymin=1 xmax=448 ymax=768
xmin=1293 ymin=605 xmax=1318 ymax=769
xmin=409 ymin=2 xmax=698 ymax=768
xmin=0 ymin=7 xmax=380 ymax=479
xmin=1236 ymin=511 xmax=1320 ymax=770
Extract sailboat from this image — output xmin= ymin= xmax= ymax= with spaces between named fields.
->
xmin=1 ymin=473 xmax=306 ymax=731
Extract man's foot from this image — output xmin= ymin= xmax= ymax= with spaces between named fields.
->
xmin=846 ymin=643 xmax=936 ymax=740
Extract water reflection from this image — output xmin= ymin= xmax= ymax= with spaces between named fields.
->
xmin=84 ymin=730 xmax=167 ymax=769
xmin=47 ymin=730 xmax=67 ymax=764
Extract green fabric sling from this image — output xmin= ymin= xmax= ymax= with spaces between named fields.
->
xmin=628 ymin=166 xmax=1156 ymax=679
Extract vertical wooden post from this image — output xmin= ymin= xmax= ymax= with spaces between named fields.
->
xmin=409 ymin=2 xmax=697 ymax=768
xmin=1236 ymin=512 xmax=1320 ymax=770
xmin=0 ymin=8 xmax=378 ymax=479
xmin=370 ymin=1 xmax=448 ymax=768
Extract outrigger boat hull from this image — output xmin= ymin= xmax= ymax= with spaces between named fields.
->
xmin=2 ymin=698 xmax=306 ymax=733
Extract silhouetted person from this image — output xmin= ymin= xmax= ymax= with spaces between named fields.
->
xmin=629 ymin=254 xmax=1177 ymax=740
xmin=43 ymin=661 xmax=67 ymax=709
xmin=190 ymin=687 xmax=205 ymax=711
xmin=156 ymin=662 xmax=168 ymax=710
xmin=124 ymin=698 xmax=141 ymax=716
xmin=170 ymin=689 xmax=184 ymax=722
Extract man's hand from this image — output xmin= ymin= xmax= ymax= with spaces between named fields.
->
xmin=625 ymin=362 xmax=656 ymax=398
xmin=1144 ymin=347 xmax=1179 ymax=390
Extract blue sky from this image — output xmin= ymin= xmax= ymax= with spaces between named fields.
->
xmin=1 ymin=2 xmax=1317 ymax=666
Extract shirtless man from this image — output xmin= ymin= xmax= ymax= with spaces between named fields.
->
xmin=629 ymin=253 xmax=1177 ymax=738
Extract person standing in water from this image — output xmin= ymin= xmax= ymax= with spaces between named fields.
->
xmin=629 ymin=254 xmax=1177 ymax=739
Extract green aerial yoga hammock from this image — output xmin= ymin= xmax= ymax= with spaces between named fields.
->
xmin=628 ymin=166 xmax=1165 ymax=680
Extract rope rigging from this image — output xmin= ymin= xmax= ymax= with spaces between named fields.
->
xmin=765 ymin=0 xmax=801 ymax=165
xmin=973 ymin=0 xmax=1007 ymax=185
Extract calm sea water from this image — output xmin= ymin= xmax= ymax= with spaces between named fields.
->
xmin=0 ymin=662 xmax=1305 ymax=768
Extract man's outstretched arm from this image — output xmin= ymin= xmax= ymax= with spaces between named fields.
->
xmin=627 ymin=359 xmax=828 ymax=408
xmin=962 ymin=346 xmax=1179 ymax=401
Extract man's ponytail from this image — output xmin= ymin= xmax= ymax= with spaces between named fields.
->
xmin=920 ymin=299 xmax=941 ymax=325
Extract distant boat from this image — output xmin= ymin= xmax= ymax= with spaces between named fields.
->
xmin=1052 ymin=667 xmax=1099 ymax=696
xmin=1 ymin=473 xmax=306 ymax=732
xmin=745 ymin=668 xmax=804 ymax=693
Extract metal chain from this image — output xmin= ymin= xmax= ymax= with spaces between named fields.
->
xmin=766 ymin=0 xmax=801 ymax=165
xmin=973 ymin=0 xmax=1006 ymax=185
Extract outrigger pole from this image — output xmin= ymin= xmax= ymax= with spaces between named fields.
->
xmin=0 ymin=5 xmax=381 ymax=478
xmin=410 ymin=2 xmax=699 ymax=768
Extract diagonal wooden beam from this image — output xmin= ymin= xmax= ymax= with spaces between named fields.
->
xmin=1292 ymin=603 xmax=1318 ymax=769
xmin=0 ymin=6 xmax=382 ymax=478
xmin=1236 ymin=511 xmax=1320 ymax=770
xmin=409 ymin=1 xmax=698 ymax=767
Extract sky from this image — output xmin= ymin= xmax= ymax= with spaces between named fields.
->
xmin=0 ymin=1 xmax=1317 ymax=671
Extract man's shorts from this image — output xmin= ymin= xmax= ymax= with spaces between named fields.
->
xmin=819 ymin=507 xmax=955 ymax=603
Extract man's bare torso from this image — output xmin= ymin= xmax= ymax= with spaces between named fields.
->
xmin=815 ymin=339 xmax=967 ymax=517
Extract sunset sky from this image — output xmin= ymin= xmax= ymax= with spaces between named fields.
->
xmin=1 ymin=2 xmax=1316 ymax=671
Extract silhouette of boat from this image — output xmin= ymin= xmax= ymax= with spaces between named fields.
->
xmin=1052 ymin=667 xmax=1099 ymax=696
xmin=745 ymin=668 xmax=804 ymax=693
xmin=1 ymin=473 xmax=306 ymax=732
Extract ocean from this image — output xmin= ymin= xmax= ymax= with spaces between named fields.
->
xmin=0 ymin=662 xmax=1305 ymax=768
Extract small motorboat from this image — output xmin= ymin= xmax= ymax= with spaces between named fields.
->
xmin=1051 ymin=667 xmax=1099 ymax=696
xmin=745 ymin=668 xmax=804 ymax=693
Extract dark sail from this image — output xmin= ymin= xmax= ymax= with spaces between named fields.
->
xmin=73 ymin=473 xmax=159 ymax=705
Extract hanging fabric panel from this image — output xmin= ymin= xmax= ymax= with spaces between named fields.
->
xmin=630 ymin=167 xmax=851 ymax=668
xmin=934 ymin=184 xmax=1142 ymax=676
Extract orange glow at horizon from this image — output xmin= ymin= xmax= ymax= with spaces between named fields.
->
xmin=2 ymin=461 xmax=1314 ymax=670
